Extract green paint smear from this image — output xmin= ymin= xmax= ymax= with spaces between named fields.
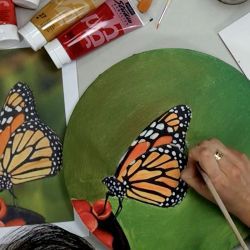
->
xmin=64 ymin=49 xmax=250 ymax=249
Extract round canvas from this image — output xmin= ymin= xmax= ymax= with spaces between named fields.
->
xmin=64 ymin=49 xmax=250 ymax=249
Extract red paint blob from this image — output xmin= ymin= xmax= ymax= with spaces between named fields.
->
xmin=71 ymin=199 xmax=92 ymax=213
xmin=92 ymin=199 xmax=112 ymax=221
xmin=93 ymin=228 xmax=114 ymax=250
xmin=5 ymin=218 xmax=26 ymax=227
xmin=0 ymin=199 xmax=7 ymax=220
xmin=80 ymin=212 xmax=98 ymax=233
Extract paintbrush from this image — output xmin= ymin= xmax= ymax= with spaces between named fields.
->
xmin=156 ymin=0 xmax=172 ymax=29
xmin=197 ymin=166 xmax=249 ymax=250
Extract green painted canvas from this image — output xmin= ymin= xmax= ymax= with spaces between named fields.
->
xmin=64 ymin=49 xmax=250 ymax=249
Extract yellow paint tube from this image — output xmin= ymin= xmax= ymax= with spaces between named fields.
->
xmin=19 ymin=0 xmax=106 ymax=51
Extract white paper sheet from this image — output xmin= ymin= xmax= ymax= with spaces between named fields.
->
xmin=219 ymin=12 xmax=250 ymax=80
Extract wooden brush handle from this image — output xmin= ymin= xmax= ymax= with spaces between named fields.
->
xmin=198 ymin=167 xmax=249 ymax=250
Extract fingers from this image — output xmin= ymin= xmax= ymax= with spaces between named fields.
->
xmin=182 ymin=138 xmax=250 ymax=226
xmin=181 ymin=162 xmax=214 ymax=202
xmin=207 ymin=140 xmax=250 ymax=177
xmin=226 ymin=147 xmax=250 ymax=172
xmin=181 ymin=138 xmax=230 ymax=202
xmin=189 ymin=139 xmax=225 ymax=180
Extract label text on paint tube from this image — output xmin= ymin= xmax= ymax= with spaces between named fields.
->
xmin=58 ymin=0 xmax=143 ymax=60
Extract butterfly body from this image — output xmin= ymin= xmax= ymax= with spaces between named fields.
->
xmin=0 ymin=172 xmax=12 ymax=190
xmin=103 ymin=105 xmax=192 ymax=209
xmin=103 ymin=176 xmax=127 ymax=199
xmin=0 ymin=83 xmax=62 ymax=196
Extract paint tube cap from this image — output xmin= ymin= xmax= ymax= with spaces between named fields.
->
xmin=45 ymin=39 xmax=72 ymax=69
xmin=0 ymin=24 xmax=20 ymax=49
xmin=18 ymin=22 xmax=47 ymax=51
xmin=13 ymin=0 xmax=40 ymax=9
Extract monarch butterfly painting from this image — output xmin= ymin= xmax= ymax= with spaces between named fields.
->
xmin=103 ymin=105 xmax=192 ymax=214
xmin=0 ymin=82 xmax=62 ymax=198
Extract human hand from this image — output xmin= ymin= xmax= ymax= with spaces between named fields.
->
xmin=181 ymin=139 xmax=250 ymax=227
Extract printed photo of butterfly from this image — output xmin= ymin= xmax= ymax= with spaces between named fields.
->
xmin=0 ymin=82 xmax=62 ymax=198
xmin=103 ymin=105 xmax=192 ymax=214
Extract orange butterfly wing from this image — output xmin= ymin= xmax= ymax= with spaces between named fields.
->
xmin=0 ymin=120 xmax=62 ymax=190
xmin=121 ymin=146 xmax=187 ymax=207
xmin=0 ymin=83 xmax=62 ymax=191
xmin=116 ymin=105 xmax=192 ymax=183
xmin=103 ymin=105 xmax=191 ymax=208
xmin=0 ymin=83 xmax=38 ymax=156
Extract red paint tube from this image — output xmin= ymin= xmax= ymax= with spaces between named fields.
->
xmin=0 ymin=0 xmax=19 ymax=48
xmin=45 ymin=0 xmax=151 ymax=69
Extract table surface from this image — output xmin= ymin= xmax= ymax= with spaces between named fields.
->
xmin=6 ymin=0 xmax=250 ymax=249
xmin=74 ymin=0 xmax=250 ymax=95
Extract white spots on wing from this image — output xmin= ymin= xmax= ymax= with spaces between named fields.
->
xmin=150 ymin=122 xmax=156 ymax=128
xmin=167 ymin=127 xmax=173 ymax=133
xmin=174 ymin=133 xmax=179 ymax=138
xmin=156 ymin=123 xmax=164 ymax=130
xmin=150 ymin=148 xmax=157 ymax=152
xmin=7 ymin=117 xmax=13 ymax=124
xmin=1 ymin=118 xmax=6 ymax=125
xmin=131 ymin=140 xmax=138 ymax=146
xmin=145 ymin=130 xmax=154 ymax=137
xmin=5 ymin=106 xmax=12 ymax=112
xmin=15 ymin=106 xmax=22 ymax=112
xmin=150 ymin=133 xmax=159 ymax=140
xmin=140 ymin=130 xmax=147 ymax=137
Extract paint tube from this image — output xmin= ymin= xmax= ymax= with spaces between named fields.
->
xmin=0 ymin=0 xmax=19 ymax=48
xmin=19 ymin=0 xmax=106 ymax=51
xmin=13 ymin=0 xmax=40 ymax=10
xmin=45 ymin=0 xmax=152 ymax=69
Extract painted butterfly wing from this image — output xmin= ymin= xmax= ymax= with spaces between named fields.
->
xmin=0 ymin=120 xmax=62 ymax=190
xmin=119 ymin=145 xmax=187 ymax=207
xmin=115 ymin=105 xmax=191 ymax=180
xmin=0 ymin=82 xmax=38 ymax=156
xmin=0 ymin=82 xmax=38 ymax=129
